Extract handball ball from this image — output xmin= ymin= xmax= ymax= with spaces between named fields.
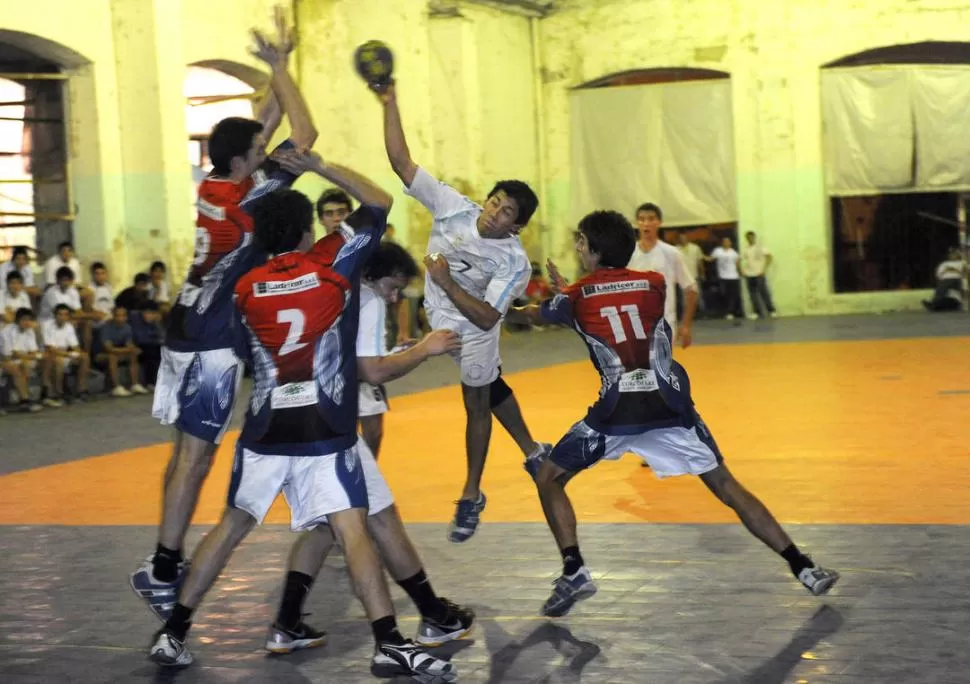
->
xmin=354 ymin=40 xmax=394 ymax=87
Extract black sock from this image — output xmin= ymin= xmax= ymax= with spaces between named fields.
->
xmin=397 ymin=569 xmax=446 ymax=622
xmin=153 ymin=544 xmax=182 ymax=583
xmin=561 ymin=545 xmax=584 ymax=576
xmin=371 ymin=615 xmax=406 ymax=645
xmin=164 ymin=603 xmax=194 ymax=642
xmin=780 ymin=543 xmax=813 ymax=577
xmin=276 ymin=571 xmax=314 ymax=629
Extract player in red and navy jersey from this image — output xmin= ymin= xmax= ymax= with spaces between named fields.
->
xmin=132 ymin=15 xmax=319 ymax=622
xmin=506 ymin=210 xmax=840 ymax=618
xmin=148 ymin=154 xmax=457 ymax=683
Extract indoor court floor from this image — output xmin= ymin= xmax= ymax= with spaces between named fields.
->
xmin=1 ymin=312 xmax=968 ymax=683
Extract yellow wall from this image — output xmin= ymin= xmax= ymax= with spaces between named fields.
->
xmin=4 ymin=0 xmax=969 ymax=313
xmin=541 ymin=0 xmax=970 ymax=314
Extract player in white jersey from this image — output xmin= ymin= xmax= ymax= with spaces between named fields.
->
xmin=626 ymin=202 xmax=698 ymax=348
xmin=374 ymin=81 xmax=551 ymax=542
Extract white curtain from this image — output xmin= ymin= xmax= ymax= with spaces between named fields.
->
xmin=822 ymin=66 xmax=970 ymax=195
xmin=569 ymin=80 xmax=737 ymax=227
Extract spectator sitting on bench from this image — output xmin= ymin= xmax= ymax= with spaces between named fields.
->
xmin=130 ymin=300 xmax=163 ymax=388
xmin=94 ymin=305 xmax=148 ymax=397
xmin=0 ymin=308 xmax=45 ymax=413
xmin=41 ymin=303 xmax=90 ymax=406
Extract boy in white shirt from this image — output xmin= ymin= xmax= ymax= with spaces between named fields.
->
xmin=626 ymin=203 xmax=698 ymax=346
xmin=1 ymin=271 xmax=32 ymax=327
xmin=376 ymin=80 xmax=551 ymax=542
xmin=148 ymin=261 xmax=171 ymax=314
xmin=39 ymin=267 xmax=82 ymax=321
xmin=740 ymin=230 xmax=776 ymax=319
xmin=706 ymin=237 xmax=745 ymax=320
xmin=0 ymin=246 xmax=39 ymax=297
xmin=0 ymin=308 xmax=44 ymax=413
xmin=42 ymin=241 xmax=82 ymax=288
xmin=42 ymin=303 xmax=91 ymax=404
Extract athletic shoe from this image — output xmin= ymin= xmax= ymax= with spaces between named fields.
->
xmin=371 ymin=640 xmax=457 ymax=683
xmin=130 ymin=555 xmax=187 ymax=622
xmin=130 ymin=383 xmax=149 ymax=395
xmin=415 ymin=598 xmax=475 ymax=646
xmin=112 ymin=386 xmax=132 ymax=398
xmin=798 ymin=564 xmax=840 ymax=596
xmin=265 ymin=620 xmax=329 ymax=654
xmin=524 ymin=442 xmax=552 ymax=482
xmin=42 ymin=397 xmax=63 ymax=408
xmin=542 ymin=566 xmax=598 ymax=617
xmin=148 ymin=629 xmax=192 ymax=667
xmin=448 ymin=492 xmax=486 ymax=543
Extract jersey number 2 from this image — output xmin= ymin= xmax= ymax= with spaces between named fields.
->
xmin=600 ymin=305 xmax=646 ymax=343
xmin=278 ymin=308 xmax=308 ymax=355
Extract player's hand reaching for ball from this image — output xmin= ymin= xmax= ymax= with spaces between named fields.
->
xmin=421 ymin=330 xmax=461 ymax=356
xmin=424 ymin=253 xmax=452 ymax=287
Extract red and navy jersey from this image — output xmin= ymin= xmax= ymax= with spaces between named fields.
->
xmin=540 ymin=267 xmax=681 ymax=432
xmin=233 ymin=205 xmax=387 ymax=455
xmin=166 ymin=141 xmax=297 ymax=353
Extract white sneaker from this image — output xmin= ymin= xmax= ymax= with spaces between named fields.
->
xmin=148 ymin=629 xmax=193 ymax=667
xmin=798 ymin=564 xmax=840 ymax=596
xmin=42 ymin=397 xmax=63 ymax=408
xmin=112 ymin=386 xmax=132 ymax=398
xmin=725 ymin=314 xmax=735 ymax=321
xmin=770 ymin=312 xmax=778 ymax=318
xmin=746 ymin=314 xmax=758 ymax=321
xmin=130 ymin=384 xmax=149 ymax=395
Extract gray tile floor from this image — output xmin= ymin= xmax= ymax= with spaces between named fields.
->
xmin=1 ymin=312 xmax=969 ymax=682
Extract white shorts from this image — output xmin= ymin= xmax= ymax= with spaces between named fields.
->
xmin=151 ymin=347 xmax=243 ymax=444
xmin=550 ymin=414 xmax=723 ymax=477
xmin=228 ymin=439 xmax=394 ymax=531
xmin=428 ymin=308 xmax=501 ymax=387
xmin=358 ymin=382 xmax=389 ymax=417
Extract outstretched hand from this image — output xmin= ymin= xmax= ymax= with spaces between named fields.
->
xmin=370 ymin=80 xmax=397 ymax=105
xmin=271 ymin=148 xmax=323 ymax=175
xmin=424 ymin=253 xmax=452 ymax=287
xmin=422 ymin=330 xmax=461 ymax=356
xmin=546 ymin=259 xmax=568 ymax=294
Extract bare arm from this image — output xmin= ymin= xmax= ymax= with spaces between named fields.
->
xmin=314 ymin=159 xmax=394 ymax=211
xmin=358 ymin=330 xmax=459 ymax=385
xmin=438 ymin=279 xmax=501 ymax=331
xmin=505 ymin=304 xmax=546 ymax=327
xmin=378 ymin=84 xmax=418 ymax=186
xmin=255 ymin=89 xmax=282 ymax=142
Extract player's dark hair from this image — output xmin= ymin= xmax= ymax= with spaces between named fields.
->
xmin=363 ymin=241 xmax=418 ymax=282
xmin=90 ymin=261 xmax=106 ymax=273
xmin=208 ymin=117 xmax=264 ymax=176
xmin=578 ymin=210 xmax=637 ymax=269
xmin=315 ymin=188 xmax=354 ymax=217
xmin=133 ymin=272 xmax=150 ymax=286
xmin=15 ymin=307 xmax=33 ymax=322
xmin=487 ymin=180 xmax=538 ymax=225
xmin=53 ymin=303 xmax=72 ymax=315
xmin=6 ymin=270 xmax=23 ymax=284
xmin=253 ymin=189 xmax=314 ymax=255
xmin=55 ymin=266 xmax=74 ymax=281
xmin=635 ymin=202 xmax=663 ymax=221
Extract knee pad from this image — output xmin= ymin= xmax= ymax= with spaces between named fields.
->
xmin=489 ymin=374 xmax=513 ymax=408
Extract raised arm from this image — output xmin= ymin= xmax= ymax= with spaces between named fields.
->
xmin=255 ymin=89 xmax=282 ymax=142
xmin=377 ymin=84 xmax=418 ymax=186
xmin=316 ymin=160 xmax=393 ymax=212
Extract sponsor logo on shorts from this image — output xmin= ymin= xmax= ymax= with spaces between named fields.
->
xmin=253 ymin=273 xmax=321 ymax=297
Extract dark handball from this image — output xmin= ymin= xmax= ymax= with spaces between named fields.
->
xmin=354 ymin=40 xmax=394 ymax=89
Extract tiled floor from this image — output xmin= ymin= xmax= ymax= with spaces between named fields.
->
xmin=1 ymin=312 xmax=969 ymax=682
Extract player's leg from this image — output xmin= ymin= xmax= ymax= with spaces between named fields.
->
xmin=75 ymin=352 xmax=90 ymax=394
xmin=358 ymin=414 xmax=384 ymax=458
xmin=353 ymin=440 xmax=473 ymax=645
xmin=488 ymin=370 xmax=551 ymax=472
xmin=534 ymin=422 xmax=605 ymax=617
xmin=357 ymin=382 xmax=388 ymax=459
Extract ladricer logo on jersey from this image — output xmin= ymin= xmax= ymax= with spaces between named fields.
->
xmin=581 ymin=280 xmax=651 ymax=297
xmin=253 ymin=273 xmax=321 ymax=297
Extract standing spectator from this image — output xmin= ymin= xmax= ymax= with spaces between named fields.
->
xmin=130 ymin=301 xmax=164 ymax=388
xmin=148 ymin=261 xmax=171 ymax=314
xmin=740 ymin=230 xmax=776 ymax=319
xmin=94 ymin=305 xmax=147 ymax=397
xmin=115 ymin=273 xmax=152 ymax=311
xmin=0 ymin=308 xmax=44 ymax=413
xmin=707 ymin=237 xmax=744 ymax=320
xmin=676 ymin=232 xmax=705 ymax=315
xmin=923 ymin=247 xmax=967 ymax=312
xmin=39 ymin=266 xmax=82 ymax=322
xmin=0 ymin=246 xmax=40 ymax=296
xmin=627 ymin=202 xmax=698 ymax=347
xmin=42 ymin=241 xmax=82 ymax=288
xmin=41 ymin=303 xmax=90 ymax=405
xmin=1 ymin=271 xmax=32 ymax=327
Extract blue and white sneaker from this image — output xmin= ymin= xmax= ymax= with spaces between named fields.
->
xmin=130 ymin=555 xmax=187 ymax=622
xmin=542 ymin=566 xmax=598 ymax=617
xmin=448 ymin=493 xmax=487 ymax=543
xmin=524 ymin=442 xmax=553 ymax=482
xmin=148 ymin=629 xmax=193 ymax=667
